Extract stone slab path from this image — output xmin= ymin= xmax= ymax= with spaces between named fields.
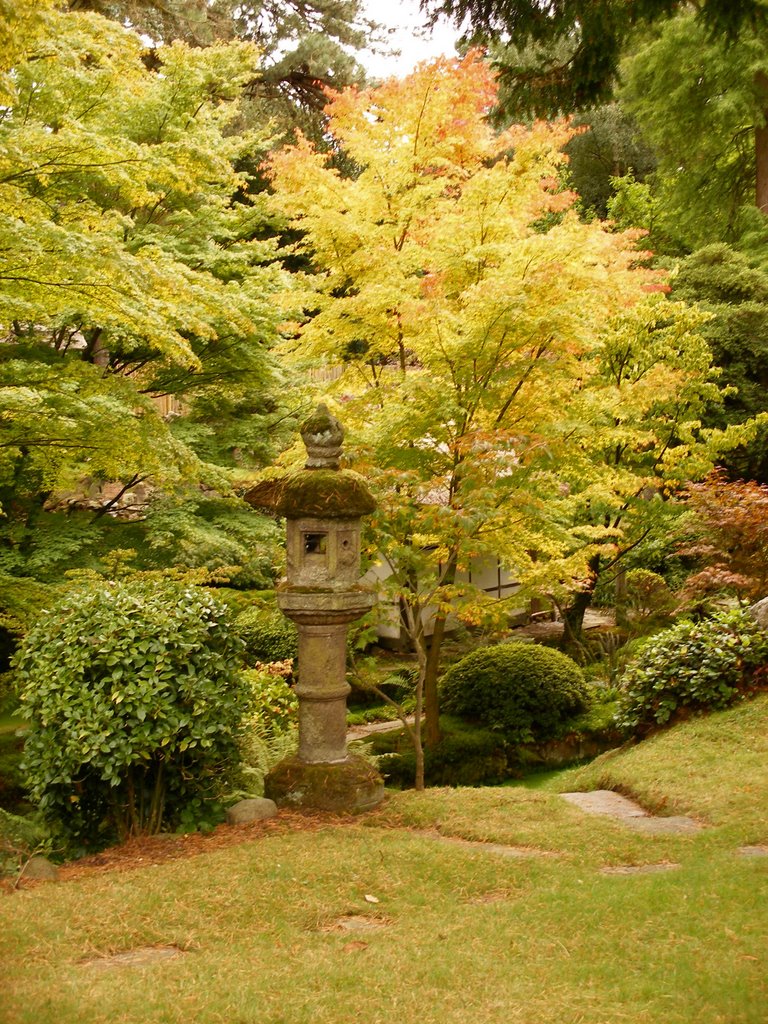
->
xmin=561 ymin=790 xmax=705 ymax=835
xmin=412 ymin=828 xmax=556 ymax=858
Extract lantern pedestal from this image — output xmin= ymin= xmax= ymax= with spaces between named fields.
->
xmin=264 ymin=753 xmax=385 ymax=813
xmin=252 ymin=404 xmax=385 ymax=814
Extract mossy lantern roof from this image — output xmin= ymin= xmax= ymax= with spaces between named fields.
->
xmin=244 ymin=404 xmax=375 ymax=520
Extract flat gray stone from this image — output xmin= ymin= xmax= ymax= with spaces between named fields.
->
xmin=561 ymin=791 xmax=704 ymax=834
xmin=82 ymin=946 xmax=186 ymax=969
xmin=225 ymin=797 xmax=278 ymax=825
xmin=630 ymin=815 xmax=703 ymax=835
xmin=20 ymin=856 xmax=59 ymax=882
xmin=415 ymin=829 xmax=556 ymax=858
xmin=601 ymin=863 xmax=680 ymax=875
xmin=334 ymin=915 xmax=387 ymax=932
xmin=561 ymin=790 xmax=649 ymax=817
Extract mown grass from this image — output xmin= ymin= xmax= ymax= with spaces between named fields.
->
xmin=1 ymin=696 xmax=766 ymax=1024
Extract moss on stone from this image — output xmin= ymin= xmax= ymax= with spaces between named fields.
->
xmin=245 ymin=468 xmax=375 ymax=519
xmin=265 ymin=754 xmax=384 ymax=813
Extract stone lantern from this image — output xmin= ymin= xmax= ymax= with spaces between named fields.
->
xmin=246 ymin=404 xmax=384 ymax=812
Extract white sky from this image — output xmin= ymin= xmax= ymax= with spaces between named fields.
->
xmin=359 ymin=0 xmax=463 ymax=79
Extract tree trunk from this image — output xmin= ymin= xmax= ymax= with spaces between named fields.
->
xmin=422 ymin=553 xmax=458 ymax=749
xmin=755 ymin=73 xmax=768 ymax=214
xmin=561 ymin=555 xmax=600 ymax=658
xmin=401 ymin=597 xmax=428 ymax=791
xmin=614 ymin=566 xmax=628 ymax=629
xmin=423 ymin=615 xmax=447 ymax=749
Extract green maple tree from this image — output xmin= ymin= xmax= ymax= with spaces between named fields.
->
xmin=0 ymin=4 xmax=290 ymax=645
xmin=262 ymin=52 xmax=743 ymax=784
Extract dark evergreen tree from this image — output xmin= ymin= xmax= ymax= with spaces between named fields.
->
xmin=422 ymin=0 xmax=767 ymax=116
xmin=670 ymin=245 xmax=768 ymax=483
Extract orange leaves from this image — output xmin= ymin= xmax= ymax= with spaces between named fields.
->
xmin=321 ymin=50 xmax=502 ymax=175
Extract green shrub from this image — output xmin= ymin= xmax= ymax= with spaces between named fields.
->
xmin=0 ymin=808 xmax=50 ymax=876
xmin=0 ymin=724 xmax=28 ymax=815
xmin=364 ymin=717 xmax=509 ymax=788
xmin=616 ymin=608 xmax=768 ymax=731
xmin=618 ymin=568 xmax=677 ymax=635
xmin=242 ymin=662 xmax=298 ymax=736
xmin=439 ymin=641 xmax=591 ymax=744
xmin=14 ymin=580 xmax=249 ymax=849
xmin=234 ymin=605 xmax=298 ymax=666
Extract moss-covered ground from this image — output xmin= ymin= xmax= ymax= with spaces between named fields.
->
xmin=1 ymin=695 xmax=766 ymax=1023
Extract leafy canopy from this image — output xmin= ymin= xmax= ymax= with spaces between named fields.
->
xmin=620 ymin=13 xmax=768 ymax=253
xmin=266 ymin=52 xmax=688 ymax=758
xmin=0 ymin=5 xmax=287 ymax=611
xmin=422 ymin=0 xmax=768 ymax=116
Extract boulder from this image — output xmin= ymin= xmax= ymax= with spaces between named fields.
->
xmin=225 ymin=797 xmax=278 ymax=826
xmin=20 ymin=856 xmax=59 ymax=882
xmin=749 ymin=596 xmax=768 ymax=629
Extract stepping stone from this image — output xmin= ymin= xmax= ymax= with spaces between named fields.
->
xmin=323 ymin=915 xmax=387 ymax=933
xmin=737 ymin=845 xmax=768 ymax=857
xmin=600 ymin=862 xmax=680 ymax=875
xmin=415 ymin=829 xmax=555 ymax=858
xmin=561 ymin=790 xmax=704 ymax=834
xmin=82 ymin=946 xmax=186 ymax=969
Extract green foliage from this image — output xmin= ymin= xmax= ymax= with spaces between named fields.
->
xmin=440 ymin=642 xmax=591 ymax=743
xmin=0 ymin=722 xmax=27 ymax=815
xmin=365 ymin=717 xmax=510 ymax=788
xmin=0 ymin=808 xmax=50 ymax=877
xmin=606 ymin=173 xmax=657 ymax=235
xmin=431 ymin=0 xmax=767 ymax=118
xmin=14 ymin=580 xmax=249 ymax=849
xmin=620 ymin=568 xmax=677 ymax=634
xmin=138 ymin=496 xmax=282 ymax=590
xmin=669 ymin=244 xmax=768 ymax=481
xmin=616 ymin=608 xmax=768 ymax=731
xmin=564 ymin=104 xmax=656 ymax=220
xmin=234 ymin=606 xmax=298 ymax=665
xmin=242 ymin=663 xmax=298 ymax=736
xmin=235 ymin=727 xmax=298 ymax=800
xmin=620 ymin=13 xmax=768 ymax=252
xmin=0 ymin=5 xmax=291 ymax=606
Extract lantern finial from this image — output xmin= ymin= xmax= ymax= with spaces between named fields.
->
xmin=300 ymin=403 xmax=344 ymax=469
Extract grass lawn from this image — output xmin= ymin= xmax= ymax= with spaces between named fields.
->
xmin=1 ymin=696 xmax=767 ymax=1024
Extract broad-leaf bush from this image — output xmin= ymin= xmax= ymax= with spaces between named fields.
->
xmin=439 ymin=642 xmax=591 ymax=743
xmin=616 ymin=608 xmax=768 ymax=731
xmin=234 ymin=605 xmax=298 ymax=665
xmin=242 ymin=661 xmax=297 ymax=736
xmin=14 ymin=581 xmax=248 ymax=849
xmin=367 ymin=718 xmax=509 ymax=788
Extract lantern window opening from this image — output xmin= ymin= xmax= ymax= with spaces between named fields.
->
xmin=304 ymin=532 xmax=328 ymax=555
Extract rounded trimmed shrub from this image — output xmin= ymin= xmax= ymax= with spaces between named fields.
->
xmin=234 ymin=605 xmax=298 ymax=666
xmin=439 ymin=641 xmax=591 ymax=743
xmin=616 ymin=607 xmax=768 ymax=732
xmin=14 ymin=580 xmax=249 ymax=849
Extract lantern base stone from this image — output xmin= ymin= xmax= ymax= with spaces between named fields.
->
xmin=264 ymin=754 xmax=385 ymax=814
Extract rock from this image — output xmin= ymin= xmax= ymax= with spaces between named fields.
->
xmin=748 ymin=596 xmax=768 ymax=629
xmin=561 ymin=790 xmax=704 ymax=835
xmin=265 ymin=753 xmax=385 ymax=813
xmin=20 ymin=856 xmax=59 ymax=882
xmin=225 ymin=797 xmax=278 ymax=826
